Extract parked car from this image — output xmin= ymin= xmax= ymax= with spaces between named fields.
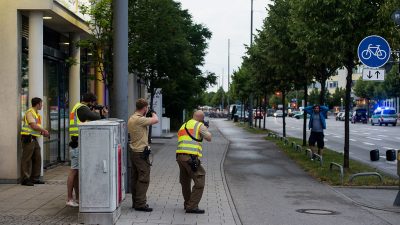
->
xmin=253 ymin=109 xmax=264 ymax=119
xmin=288 ymin=110 xmax=300 ymax=117
xmin=351 ymin=109 xmax=368 ymax=124
xmin=266 ymin=109 xmax=275 ymax=117
xmin=273 ymin=110 xmax=284 ymax=117
xmin=336 ymin=112 xmax=344 ymax=121
xmin=370 ymin=107 xmax=397 ymax=126
xmin=294 ymin=111 xmax=310 ymax=119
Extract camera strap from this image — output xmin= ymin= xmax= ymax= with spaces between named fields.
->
xmin=184 ymin=122 xmax=203 ymax=142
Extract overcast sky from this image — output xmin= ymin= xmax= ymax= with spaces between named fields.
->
xmin=177 ymin=0 xmax=272 ymax=92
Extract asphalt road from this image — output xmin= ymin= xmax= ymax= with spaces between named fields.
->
xmin=253 ymin=116 xmax=399 ymax=177
xmin=214 ymin=119 xmax=399 ymax=225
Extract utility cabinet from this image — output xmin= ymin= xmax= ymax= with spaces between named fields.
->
xmin=79 ymin=120 xmax=125 ymax=225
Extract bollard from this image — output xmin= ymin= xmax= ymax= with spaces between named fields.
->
xmin=386 ymin=149 xmax=396 ymax=161
xmin=370 ymin=149 xmax=379 ymax=161
xmin=394 ymin=150 xmax=400 ymax=206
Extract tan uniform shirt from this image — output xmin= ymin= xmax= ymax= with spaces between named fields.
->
xmin=199 ymin=124 xmax=211 ymax=140
xmin=26 ymin=111 xmax=37 ymax=125
xmin=128 ymin=112 xmax=153 ymax=152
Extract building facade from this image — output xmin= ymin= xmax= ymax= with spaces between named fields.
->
xmin=0 ymin=0 xmax=92 ymax=183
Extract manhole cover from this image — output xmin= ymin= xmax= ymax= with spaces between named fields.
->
xmin=296 ymin=209 xmax=339 ymax=215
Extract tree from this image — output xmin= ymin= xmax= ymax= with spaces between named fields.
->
xmin=128 ymin=0 xmax=215 ymax=128
xmin=78 ymin=0 xmax=113 ymax=92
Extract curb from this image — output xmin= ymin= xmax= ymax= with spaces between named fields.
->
xmin=214 ymin=121 xmax=243 ymax=225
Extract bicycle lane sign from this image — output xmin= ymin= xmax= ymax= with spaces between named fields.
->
xmin=357 ymin=35 xmax=391 ymax=68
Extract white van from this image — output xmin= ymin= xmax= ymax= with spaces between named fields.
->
xmin=370 ymin=107 xmax=397 ymax=126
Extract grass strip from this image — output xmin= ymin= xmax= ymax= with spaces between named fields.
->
xmin=236 ymin=122 xmax=399 ymax=186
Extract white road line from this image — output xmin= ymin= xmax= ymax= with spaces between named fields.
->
xmin=333 ymin=136 xmax=341 ymax=138
xmin=363 ymin=142 xmax=375 ymax=146
xmin=365 ymin=137 xmax=382 ymax=141
xmin=383 ymin=147 xmax=394 ymax=149
xmin=377 ymin=135 xmax=387 ymax=137
xmin=349 ymin=139 xmax=356 ymax=141
xmin=395 ymin=137 xmax=400 ymax=140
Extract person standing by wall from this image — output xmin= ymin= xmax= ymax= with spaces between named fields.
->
xmin=20 ymin=97 xmax=50 ymax=186
xmin=176 ymin=110 xmax=212 ymax=214
xmin=66 ymin=93 xmax=107 ymax=207
xmin=304 ymin=105 xmax=329 ymax=159
xmin=128 ymin=98 xmax=159 ymax=212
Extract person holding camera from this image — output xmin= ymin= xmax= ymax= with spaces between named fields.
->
xmin=20 ymin=97 xmax=50 ymax=186
xmin=176 ymin=110 xmax=211 ymax=214
xmin=66 ymin=93 xmax=108 ymax=207
xmin=127 ymin=98 xmax=159 ymax=212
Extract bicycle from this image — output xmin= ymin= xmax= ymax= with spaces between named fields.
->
xmin=361 ymin=44 xmax=387 ymax=60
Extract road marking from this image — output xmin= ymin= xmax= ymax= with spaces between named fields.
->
xmin=395 ymin=137 xmax=400 ymax=140
xmin=363 ymin=142 xmax=375 ymax=146
xmin=324 ymin=139 xmax=328 ymax=141
xmin=377 ymin=135 xmax=388 ymax=137
xmin=333 ymin=136 xmax=342 ymax=138
xmin=365 ymin=137 xmax=382 ymax=141
xmin=383 ymin=147 xmax=394 ymax=149
xmin=349 ymin=139 xmax=356 ymax=141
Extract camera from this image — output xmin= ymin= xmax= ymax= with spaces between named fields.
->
xmin=146 ymin=109 xmax=156 ymax=117
xmin=90 ymin=104 xmax=107 ymax=118
xmin=203 ymin=120 xmax=209 ymax=128
xmin=91 ymin=104 xmax=105 ymax=111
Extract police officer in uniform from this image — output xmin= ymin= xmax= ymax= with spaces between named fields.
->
xmin=66 ymin=93 xmax=107 ymax=207
xmin=128 ymin=98 xmax=159 ymax=212
xmin=176 ymin=110 xmax=211 ymax=214
xmin=20 ymin=97 xmax=49 ymax=186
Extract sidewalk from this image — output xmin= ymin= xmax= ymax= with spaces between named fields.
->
xmin=0 ymin=123 xmax=239 ymax=225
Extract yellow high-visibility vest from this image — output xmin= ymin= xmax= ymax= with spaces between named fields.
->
xmin=21 ymin=108 xmax=42 ymax=137
xmin=69 ymin=102 xmax=84 ymax=137
xmin=176 ymin=119 xmax=203 ymax=157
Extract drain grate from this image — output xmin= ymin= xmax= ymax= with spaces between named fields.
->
xmin=296 ymin=209 xmax=339 ymax=215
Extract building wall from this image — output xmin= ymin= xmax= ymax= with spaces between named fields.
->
xmin=0 ymin=0 xmax=89 ymax=182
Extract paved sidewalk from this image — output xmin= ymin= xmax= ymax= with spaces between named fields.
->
xmin=0 ymin=123 xmax=239 ymax=225
xmin=116 ymin=124 xmax=238 ymax=225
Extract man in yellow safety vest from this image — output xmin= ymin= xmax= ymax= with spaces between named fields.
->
xmin=66 ymin=93 xmax=107 ymax=207
xmin=20 ymin=97 xmax=49 ymax=186
xmin=176 ymin=110 xmax=211 ymax=214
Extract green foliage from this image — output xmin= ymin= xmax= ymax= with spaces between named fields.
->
xmin=78 ymin=0 xmax=113 ymax=86
xmin=128 ymin=0 xmax=215 ymax=125
xmin=383 ymin=65 xmax=400 ymax=99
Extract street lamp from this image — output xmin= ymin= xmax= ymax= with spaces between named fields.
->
xmin=340 ymin=97 xmax=343 ymax=111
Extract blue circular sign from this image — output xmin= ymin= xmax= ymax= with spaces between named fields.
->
xmin=357 ymin=35 xmax=391 ymax=68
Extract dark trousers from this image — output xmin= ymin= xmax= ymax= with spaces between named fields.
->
xmin=21 ymin=139 xmax=41 ymax=182
xmin=176 ymin=154 xmax=205 ymax=210
xmin=308 ymin=131 xmax=324 ymax=149
xmin=130 ymin=152 xmax=151 ymax=208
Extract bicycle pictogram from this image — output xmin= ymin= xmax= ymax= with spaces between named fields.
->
xmin=361 ymin=44 xmax=387 ymax=60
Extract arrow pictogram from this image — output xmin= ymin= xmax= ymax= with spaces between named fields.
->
xmin=375 ymin=71 xmax=380 ymax=79
xmin=367 ymin=71 xmax=373 ymax=79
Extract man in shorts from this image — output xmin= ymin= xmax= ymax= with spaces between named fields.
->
xmin=304 ymin=105 xmax=329 ymax=159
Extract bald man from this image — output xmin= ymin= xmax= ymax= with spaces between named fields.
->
xmin=176 ymin=110 xmax=211 ymax=214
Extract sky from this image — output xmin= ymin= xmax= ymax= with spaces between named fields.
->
xmin=177 ymin=0 xmax=272 ymax=92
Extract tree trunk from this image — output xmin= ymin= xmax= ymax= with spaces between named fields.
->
xmin=282 ymin=90 xmax=286 ymax=137
xmin=263 ymin=91 xmax=267 ymax=130
xmin=344 ymin=64 xmax=354 ymax=169
xmin=303 ymin=83 xmax=308 ymax=146
xmin=258 ymin=97 xmax=262 ymax=128
xmin=319 ymin=76 xmax=327 ymax=105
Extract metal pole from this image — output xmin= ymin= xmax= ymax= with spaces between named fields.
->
xmin=227 ymin=39 xmax=230 ymax=114
xmin=111 ymin=0 xmax=129 ymax=122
